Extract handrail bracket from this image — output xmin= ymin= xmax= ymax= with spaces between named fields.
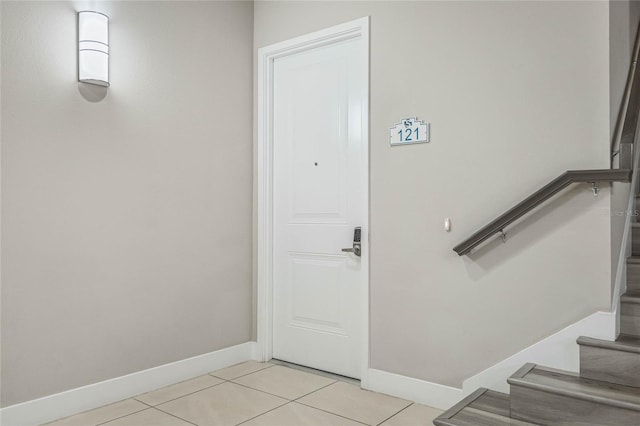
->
xmin=453 ymin=169 xmax=631 ymax=256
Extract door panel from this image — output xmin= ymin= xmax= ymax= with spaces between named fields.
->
xmin=289 ymin=253 xmax=347 ymax=335
xmin=288 ymin=57 xmax=348 ymax=224
xmin=272 ymin=36 xmax=366 ymax=379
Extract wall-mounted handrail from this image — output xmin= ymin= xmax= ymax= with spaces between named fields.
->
xmin=454 ymin=23 xmax=640 ymax=257
xmin=616 ymin=43 xmax=640 ymax=170
xmin=453 ymin=169 xmax=631 ymax=256
xmin=612 ymin=18 xmax=640 ymax=168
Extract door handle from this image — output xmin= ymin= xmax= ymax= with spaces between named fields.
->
xmin=342 ymin=227 xmax=362 ymax=257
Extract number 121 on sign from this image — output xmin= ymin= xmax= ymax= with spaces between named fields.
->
xmin=389 ymin=118 xmax=430 ymax=146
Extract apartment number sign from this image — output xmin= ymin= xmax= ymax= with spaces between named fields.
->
xmin=389 ymin=117 xmax=430 ymax=146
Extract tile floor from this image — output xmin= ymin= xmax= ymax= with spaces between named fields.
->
xmin=46 ymin=361 xmax=443 ymax=426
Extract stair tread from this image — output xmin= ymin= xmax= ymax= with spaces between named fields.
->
xmin=626 ymin=256 xmax=640 ymax=264
xmin=434 ymin=389 xmax=535 ymax=426
xmin=467 ymin=388 xmax=510 ymax=416
xmin=621 ymin=290 xmax=640 ymax=303
xmin=507 ymin=364 xmax=640 ymax=411
xmin=435 ymin=407 xmax=535 ymax=426
xmin=577 ymin=335 xmax=640 ymax=354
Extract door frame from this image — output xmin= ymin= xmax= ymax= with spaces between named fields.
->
xmin=256 ymin=17 xmax=370 ymax=385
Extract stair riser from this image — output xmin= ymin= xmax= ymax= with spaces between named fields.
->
xmin=454 ymin=409 xmax=532 ymax=426
xmin=621 ymin=302 xmax=640 ymax=337
xmin=580 ymin=345 xmax=640 ymax=387
xmin=510 ymin=386 xmax=640 ymax=425
xmin=633 ymin=227 xmax=640 ymax=255
xmin=627 ymin=263 xmax=640 ymax=292
xmin=434 ymin=389 xmax=535 ymax=426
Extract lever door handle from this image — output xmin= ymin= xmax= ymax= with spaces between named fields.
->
xmin=342 ymin=226 xmax=362 ymax=257
xmin=342 ymin=245 xmax=361 ymax=256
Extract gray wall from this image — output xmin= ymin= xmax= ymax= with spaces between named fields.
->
xmin=610 ymin=0 xmax=640 ymax=288
xmin=1 ymin=1 xmax=253 ymax=407
xmin=254 ymin=1 xmax=612 ymax=388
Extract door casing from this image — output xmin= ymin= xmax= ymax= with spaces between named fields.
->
xmin=256 ymin=17 xmax=370 ymax=385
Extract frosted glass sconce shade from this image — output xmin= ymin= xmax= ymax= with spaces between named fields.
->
xmin=78 ymin=11 xmax=109 ymax=87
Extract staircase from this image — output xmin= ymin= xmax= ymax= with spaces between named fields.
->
xmin=434 ymin=209 xmax=640 ymax=425
xmin=436 ymin=19 xmax=640 ymax=423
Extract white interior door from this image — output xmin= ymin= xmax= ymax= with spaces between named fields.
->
xmin=272 ymin=35 xmax=367 ymax=379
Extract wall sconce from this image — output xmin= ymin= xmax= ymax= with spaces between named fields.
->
xmin=78 ymin=11 xmax=109 ymax=87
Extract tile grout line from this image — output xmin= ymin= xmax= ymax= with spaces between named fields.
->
xmin=209 ymin=363 xmax=275 ymax=381
xmin=133 ymin=362 xmax=279 ymax=410
xmin=48 ymin=402 xmax=149 ymax=426
xmin=230 ymin=368 xmax=380 ymax=425
xmin=291 ymin=381 xmax=409 ymax=426
xmin=375 ymin=402 xmax=415 ymax=426
xmin=235 ymin=400 xmax=370 ymax=426
xmin=231 ymin=375 xmax=355 ymax=425
xmin=132 ymin=362 xmax=277 ymax=409
xmin=135 ymin=379 xmax=229 ymax=407
xmin=234 ymin=400 xmax=291 ymax=425
xmin=229 ymin=372 xmax=337 ymax=402
xmin=291 ymin=381 xmax=338 ymax=402
xmin=292 ymin=400 xmax=371 ymax=426
xmin=121 ymin=364 xmax=281 ymax=425
xmin=148 ymin=406 xmax=199 ymax=426
xmin=229 ymin=380 xmax=295 ymax=400
xmin=291 ymin=380 xmax=374 ymax=425
xmin=62 ymin=363 xmax=407 ymax=426
xmin=62 ymin=376 xmax=231 ymax=424
xmin=131 ymin=397 xmax=153 ymax=414
xmin=134 ymin=399 xmax=154 ymax=408
xmin=221 ymin=363 xmax=355 ymax=405
xmin=92 ymin=406 xmax=154 ymax=426
xmin=50 ymin=363 xmax=283 ymax=425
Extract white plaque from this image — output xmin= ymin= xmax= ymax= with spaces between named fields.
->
xmin=389 ymin=117 xmax=430 ymax=146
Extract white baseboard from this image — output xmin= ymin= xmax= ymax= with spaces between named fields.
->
xmin=364 ymin=368 xmax=463 ymax=410
xmin=364 ymin=312 xmax=615 ymax=410
xmin=0 ymin=310 xmax=618 ymax=425
xmin=0 ymin=341 xmax=257 ymax=426
xmin=462 ymin=311 xmax=616 ymax=395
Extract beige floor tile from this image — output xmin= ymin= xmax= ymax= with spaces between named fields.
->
xmin=210 ymin=360 xmax=273 ymax=380
xmin=158 ymin=381 xmax=287 ymax=425
xmin=232 ymin=365 xmax=335 ymax=400
xmin=101 ymin=408 xmax=192 ymax=425
xmin=242 ymin=402 xmax=364 ymax=426
xmin=380 ymin=403 xmax=444 ymax=425
xmin=297 ymin=382 xmax=411 ymax=426
xmin=45 ymin=399 xmax=147 ymax=426
xmin=135 ymin=375 xmax=224 ymax=406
